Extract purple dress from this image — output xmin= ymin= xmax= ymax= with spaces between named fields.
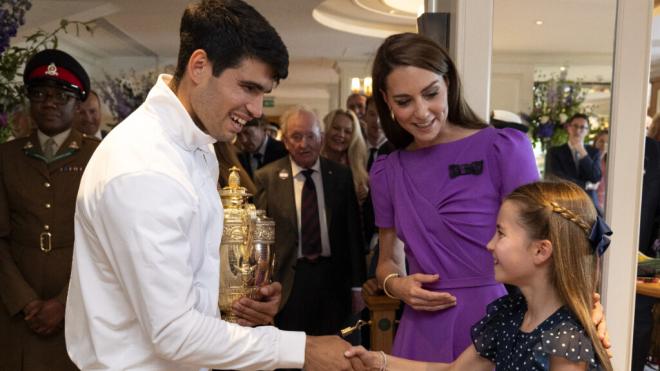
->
xmin=370 ymin=127 xmax=539 ymax=362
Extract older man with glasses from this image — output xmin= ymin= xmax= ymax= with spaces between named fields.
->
xmin=545 ymin=113 xmax=603 ymax=208
xmin=0 ymin=49 xmax=99 ymax=371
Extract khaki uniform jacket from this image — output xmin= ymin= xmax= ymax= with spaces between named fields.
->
xmin=0 ymin=129 xmax=99 ymax=371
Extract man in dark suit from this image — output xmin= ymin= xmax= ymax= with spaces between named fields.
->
xmin=545 ymin=113 xmax=602 ymax=206
xmin=0 ymin=49 xmax=99 ymax=371
xmin=632 ymin=136 xmax=660 ymax=371
xmin=237 ymin=116 xmax=287 ymax=178
xmin=254 ymin=106 xmax=366 ymax=338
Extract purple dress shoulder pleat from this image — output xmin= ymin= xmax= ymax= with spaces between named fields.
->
xmin=369 ymin=127 xmax=540 ymax=362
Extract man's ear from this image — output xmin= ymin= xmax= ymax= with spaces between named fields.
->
xmin=532 ymin=239 xmax=553 ymax=265
xmin=187 ymin=49 xmax=211 ymax=85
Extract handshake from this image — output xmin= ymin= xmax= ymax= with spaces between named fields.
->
xmin=305 ymin=336 xmax=383 ymax=371
xmin=232 ymin=281 xmax=390 ymax=370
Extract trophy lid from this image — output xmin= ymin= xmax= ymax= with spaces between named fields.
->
xmin=220 ymin=166 xmax=251 ymax=208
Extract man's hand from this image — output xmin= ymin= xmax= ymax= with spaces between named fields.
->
xmin=304 ymin=335 xmax=363 ymax=371
xmin=352 ymin=290 xmax=365 ymax=314
xmin=23 ymin=299 xmax=44 ymax=322
xmin=232 ymin=282 xmax=282 ymax=327
xmin=25 ymin=299 xmax=64 ymax=335
xmin=362 ymin=278 xmax=381 ymax=296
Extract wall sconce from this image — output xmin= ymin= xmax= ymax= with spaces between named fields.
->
xmin=351 ymin=77 xmax=373 ymax=96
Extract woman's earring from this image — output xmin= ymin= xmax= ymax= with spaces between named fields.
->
xmin=390 ymin=110 xmax=396 ymax=122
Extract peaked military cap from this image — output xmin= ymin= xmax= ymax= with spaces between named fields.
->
xmin=23 ymin=49 xmax=90 ymax=101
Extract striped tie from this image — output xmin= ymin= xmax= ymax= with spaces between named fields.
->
xmin=300 ymin=169 xmax=321 ymax=259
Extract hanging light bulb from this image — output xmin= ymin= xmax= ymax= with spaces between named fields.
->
xmin=351 ymin=77 xmax=361 ymax=94
xmin=363 ymin=77 xmax=373 ymax=97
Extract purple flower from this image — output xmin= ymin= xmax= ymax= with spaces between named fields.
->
xmin=537 ymin=123 xmax=555 ymax=138
xmin=0 ymin=0 xmax=32 ymax=54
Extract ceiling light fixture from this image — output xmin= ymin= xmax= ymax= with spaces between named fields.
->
xmin=535 ymin=20 xmax=544 ymax=26
xmin=382 ymin=0 xmax=421 ymax=16
xmin=351 ymin=77 xmax=373 ymax=96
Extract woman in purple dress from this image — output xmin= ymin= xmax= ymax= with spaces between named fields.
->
xmin=369 ymin=32 xmax=540 ymax=362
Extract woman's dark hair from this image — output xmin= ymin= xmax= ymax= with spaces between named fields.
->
xmin=372 ymin=32 xmax=486 ymax=148
xmin=172 ymin=0 xmax=289 ymax=87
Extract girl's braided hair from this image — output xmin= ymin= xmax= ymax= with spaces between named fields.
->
xmin=505 ymin=181 xmax=612 ymax=371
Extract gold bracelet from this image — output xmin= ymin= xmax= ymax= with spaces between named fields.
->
xmin=382 ymin=273 xmax=400 ymax=299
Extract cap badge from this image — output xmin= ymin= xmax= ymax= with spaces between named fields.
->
xmin=45 ymin=63 xmax=59 ymax=76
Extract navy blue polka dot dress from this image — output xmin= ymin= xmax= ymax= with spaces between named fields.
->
xmin=471 ymin=294 xmax=601 ymax=370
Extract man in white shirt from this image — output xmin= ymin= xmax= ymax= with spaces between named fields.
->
xmin=65 ymin=1 xmax=361 ymax=370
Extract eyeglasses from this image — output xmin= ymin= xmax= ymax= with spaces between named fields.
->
xmin=571 ymin=124 xmax=589 ymax=131
xmin=287 ymin=132 xmax=320 ymax=143
xmin=27 ymin=88 xmax=77 ymax=105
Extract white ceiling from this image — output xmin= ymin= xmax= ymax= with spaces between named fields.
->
xmin=13 ymin=0 xmax=644 ymax=90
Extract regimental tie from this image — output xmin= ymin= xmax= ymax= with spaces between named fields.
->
xmin=300 ymin=169 xmax=321 ymax=259
xmin=43 ymin=138 xmax=56 ymax=161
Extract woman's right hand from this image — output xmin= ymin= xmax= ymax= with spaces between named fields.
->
xmin=387 ymin=273 xmax=457 ymax=311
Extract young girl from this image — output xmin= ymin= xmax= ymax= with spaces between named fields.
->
xmin=346 ymin=181 xmax=613 ymax=370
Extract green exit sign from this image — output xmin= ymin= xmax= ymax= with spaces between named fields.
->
xmin=263 ymin=96 xmax=275 ymax=107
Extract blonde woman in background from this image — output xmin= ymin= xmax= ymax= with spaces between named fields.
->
xmin=322 ymin=109 xmax=369 ymax=204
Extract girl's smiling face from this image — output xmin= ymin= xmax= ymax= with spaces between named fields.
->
xmin=487 ymin=200 xmax=540 ymax=286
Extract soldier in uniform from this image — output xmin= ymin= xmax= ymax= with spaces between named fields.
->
xmin=0 ymin=49 xmax=98 ymax=370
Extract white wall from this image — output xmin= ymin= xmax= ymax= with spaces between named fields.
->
xmin=490 ymin=53 xmax=614 ymax=118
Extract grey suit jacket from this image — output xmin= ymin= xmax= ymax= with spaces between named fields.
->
xmin=253 ymin=156 xmax=366 ymax=310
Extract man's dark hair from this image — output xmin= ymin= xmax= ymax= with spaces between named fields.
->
xmin=244 ymin=115 xmax=268 ymax=128
xmin=365 ymin=96 xmax=374 ymax=110
xmin=172 ymin=0 xmax=289 ymax=87
xmin=568 ymin=113 xmax=590 ymax=124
